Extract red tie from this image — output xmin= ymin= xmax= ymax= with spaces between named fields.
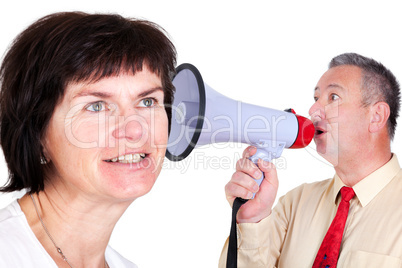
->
xmin=312 ymin=187 xmax=355 ymax=268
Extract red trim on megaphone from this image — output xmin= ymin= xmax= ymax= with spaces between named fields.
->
xmin=291 ymin=115 xmax=315 ymax=148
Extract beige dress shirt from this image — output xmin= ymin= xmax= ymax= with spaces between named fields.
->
xmin=219 ymin=154 xmax=402 ymax=268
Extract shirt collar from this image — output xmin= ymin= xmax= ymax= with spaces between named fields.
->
xmin=333 ymin=154 xmax=401 ymax=207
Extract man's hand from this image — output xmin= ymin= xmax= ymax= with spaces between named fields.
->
xmin=225 ymin=146 xmax=279 ymax=223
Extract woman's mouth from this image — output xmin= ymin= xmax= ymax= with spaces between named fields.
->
xmin=104 ymin=153 xmax=147 ymax=164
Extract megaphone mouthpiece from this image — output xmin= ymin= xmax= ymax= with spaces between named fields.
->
xmin=291 ymin=114 xmax=315 ymax=149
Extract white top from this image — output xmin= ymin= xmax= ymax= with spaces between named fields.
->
xmin=0 ymin=200 xmax=137 ymax=267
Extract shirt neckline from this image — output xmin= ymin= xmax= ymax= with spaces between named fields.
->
xmin=11 ymin=199 xmax=114 ymax=266
xmin=333 ymin=154 xmax=401 ymax=207
xmin=10 ymin=199 xmax=59 ymax=267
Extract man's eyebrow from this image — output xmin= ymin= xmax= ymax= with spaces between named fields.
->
xmin=327 ymin=83 xmax=345 ymax=91
xmin=314 ymin=83 xmax=345 ymax=92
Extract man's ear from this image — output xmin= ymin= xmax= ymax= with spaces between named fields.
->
xmin=369 ymin=101 xmax=390 ymax=133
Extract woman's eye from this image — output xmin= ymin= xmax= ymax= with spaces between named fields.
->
xmin=139 ymin=98 xmax=156 ymax=107
xmin=86 ymin=101 xmax=106 ymax=112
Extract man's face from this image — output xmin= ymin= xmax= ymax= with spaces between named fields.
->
xmin=308 ymin=65 xmax=371 ymax=166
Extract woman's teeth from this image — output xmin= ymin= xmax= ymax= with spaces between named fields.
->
xmin=109 ymin=153 xmax=146 ymax=164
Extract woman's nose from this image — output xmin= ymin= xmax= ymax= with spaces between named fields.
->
xmin=112 ymin=113 xmax=150 ymax=146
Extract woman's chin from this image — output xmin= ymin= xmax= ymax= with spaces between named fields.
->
xmin=89 ymin=155 xmax=161 ymax=201
xmin=103 ymin=174 xmax=157 ymax=201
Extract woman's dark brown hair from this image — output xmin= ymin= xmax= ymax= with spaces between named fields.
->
xmin=0 ymin=12 xmax=177 ymax=193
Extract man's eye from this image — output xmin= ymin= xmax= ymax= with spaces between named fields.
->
xmin=86 ymin=101 xmax=106 ymax=112
xmin=139 ymin=98 xmax=156 ymax=107
xmin=330 ymin=94 xmax=340 ymax=101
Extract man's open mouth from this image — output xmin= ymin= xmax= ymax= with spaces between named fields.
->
xmin=314 ymin=127 xmax=326 ymax=136
xmin=316 ymin=130 xmax=324 ymax=135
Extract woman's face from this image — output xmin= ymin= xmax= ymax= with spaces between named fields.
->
xmin=42 ymin=66 xmax=168 ymax=201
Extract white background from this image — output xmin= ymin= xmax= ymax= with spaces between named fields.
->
xmin=0 ymin=1 xmax=401 ymax=267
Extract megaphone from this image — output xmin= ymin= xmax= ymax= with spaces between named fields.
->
xmin=166 ymin=63 xmax=314 ymax=195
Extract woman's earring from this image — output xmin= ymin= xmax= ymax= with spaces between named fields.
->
xmin=40 ymin=156 xmax=48 ymax=165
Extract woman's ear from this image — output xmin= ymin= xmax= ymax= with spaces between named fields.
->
xmin=368 ymin=101 xmax=390 ymax=134
xmin=40 ymin=140 xmax=51 ymax=165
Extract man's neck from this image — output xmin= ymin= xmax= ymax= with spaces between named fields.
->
xmin=335 ymin=150 xmax=392 ymax=187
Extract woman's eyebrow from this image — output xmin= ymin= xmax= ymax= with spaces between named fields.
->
xmin=72 ymin=86 xmax=163 ymax=100
xmin=73 ymin=91 xmax=113 ymax=99
xmin=137 ymin=87 xmax=163 ymax=98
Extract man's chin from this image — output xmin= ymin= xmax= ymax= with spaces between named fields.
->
xmin=314 ymin=139 xmax=336 ymax=162
xmin=317 ymin=149 xmax=339 ymax=167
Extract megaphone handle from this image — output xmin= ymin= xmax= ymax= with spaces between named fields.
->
xmin=248 ymin=148 xmax=275 ymax=199
xmin=227 ymin=147 xmax=281 ymax=268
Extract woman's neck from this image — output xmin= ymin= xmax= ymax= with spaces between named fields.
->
xmin=19 ymin=186 xmax=132 ymax=268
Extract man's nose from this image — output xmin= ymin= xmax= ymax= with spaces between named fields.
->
xmin=309 ymin=101 xmax=325 ymax=121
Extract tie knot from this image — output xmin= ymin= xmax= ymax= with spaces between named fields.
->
xmin=340 ymin=187 xmax=355 ymax=202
